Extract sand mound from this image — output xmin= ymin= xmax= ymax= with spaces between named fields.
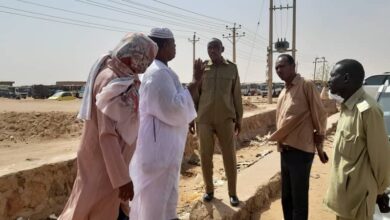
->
xmin=0 ymin=112 xmax=83 ymax=143
xmin=243 ymin=99 xmax=258 ymax=111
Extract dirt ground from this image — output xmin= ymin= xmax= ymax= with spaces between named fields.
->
xmin=0 ymin=96 xmax=336 ymax=219
xmin=259 ymin=134 xmax=336 ymax=220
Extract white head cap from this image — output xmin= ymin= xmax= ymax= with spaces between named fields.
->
xmin=148 ymin=27 xmax=174 ymax=39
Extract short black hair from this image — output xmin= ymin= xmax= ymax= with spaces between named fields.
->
xmin=208 ymin=38 xmax=223 ymax=47
xmin=278 ymin=54 xmax=295 ymax=65
xmin=335 ymin=59 xmax=365 ymax=84
xmin=149 ymin=36 xmax=169 ymax=50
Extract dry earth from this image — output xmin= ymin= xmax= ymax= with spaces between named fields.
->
xmin=0 ymin=96 xmax=337 ymax=220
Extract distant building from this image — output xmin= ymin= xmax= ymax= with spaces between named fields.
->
xmin=0 ymin=81 xmax=15 ymax=86
xmin=56 ymin=81 xmax=86 ymax=87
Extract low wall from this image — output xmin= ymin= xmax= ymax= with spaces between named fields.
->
xmin=0 ymin=160 xmax=76 ymax=220
xmin=182 ymin=109 xmax=276 ymax=159
xmin=0 ymin=109 xmax=277 ymax=220
xmin=0 ymin=102 xmax=336 ymax=219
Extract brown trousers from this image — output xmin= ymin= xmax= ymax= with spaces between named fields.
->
xmin=197 ymin=120 xmax=237 ymax=196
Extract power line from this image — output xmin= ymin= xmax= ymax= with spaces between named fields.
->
xmin=151 ymin=0 xmax=233 ymax=25
xmin=120 ymin=0 xmax=225 ymax=29
xmin=76 ymin=0 xmax=226 ymax=35
xmin=243 ymin=23 xmax=263 ymax=82
xmin=0 ymin=5 xmax=133 ymax=32
xmin=151 ymin=0 xmax=270 ymax=43
xmin=111 ymin=0 xmax=223 ymax=30
xmin=0 ymin=10 xmax=127 ymax=33
xmin=0 ymin=4 xmax=193 ymax=39
xmin=14 ymin=0 xmax=149 ymax=29
xmin=15 ymin=0 xmax=192 ymax=33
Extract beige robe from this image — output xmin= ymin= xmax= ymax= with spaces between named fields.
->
xmin=59 ymin=66 xmax=138 ymax=220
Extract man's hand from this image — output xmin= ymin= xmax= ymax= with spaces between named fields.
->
xmin=193 ymin=58 xmax=205 ymax=83
xmin=316 ymin=143 xmax=329 ymax=164
xmin=313 ymin=132 xmax=324 ymax=145
xmin=377 ymin=193 xmax=390 ymax=213
xmin=118 ymin=181 xmax=134 ymax=201
xmin=189 ymin=120 xmax=196 ymax=135
xmin=234 ymin=122 xmax=241 ymax=136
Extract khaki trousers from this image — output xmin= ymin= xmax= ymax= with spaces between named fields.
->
xmin=336 ymin=199 xmax=372 ymax=220
xmin=197 ymin=120 xmax=237 ymax=196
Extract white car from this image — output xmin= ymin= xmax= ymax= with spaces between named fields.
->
xmin=363 ymin=72 xmax=390 ymax=98
xmin=374 ymin=82 xmax=390 ymax=219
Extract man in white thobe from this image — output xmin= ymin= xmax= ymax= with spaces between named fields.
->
xmin=129 ymin=28 xmax=203 ymax=220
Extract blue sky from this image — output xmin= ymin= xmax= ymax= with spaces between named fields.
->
xmin=1 ymin=0 xmax=389 ymax=86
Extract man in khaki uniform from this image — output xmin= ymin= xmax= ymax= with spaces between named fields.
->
xmin=190 ymin=38 xmax=243 ymax=206
xmin=325 ymin=59 xmax=390 ymax=220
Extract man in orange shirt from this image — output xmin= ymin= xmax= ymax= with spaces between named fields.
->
xmin=269 ymin=54 xmax=327 ymax=220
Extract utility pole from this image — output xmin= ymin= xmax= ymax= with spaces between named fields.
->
xmin=313 ymin=57 xmax=319 ymax=81
xmin=321 ymin=57 xmax=328 ymax=85
xmin=313 ymin=57 xmax=327 ymax=84
xmin=267 ymin=0 xmax=273 ymax=104
xmin=223 ymin=23 xmax=245 ymax=63
xmin=292 ymin=0 xmax=296 ymax=59
xmin=266 ymin=0 xmax=295 ymax=104
xmin=188 ymin=32 xmax=200 ymax=68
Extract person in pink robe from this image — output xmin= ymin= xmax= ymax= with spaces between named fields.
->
xmin=58 ymin=33 xmax=157 ymax=220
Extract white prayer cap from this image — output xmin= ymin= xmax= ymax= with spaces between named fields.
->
xmin=148 ymin=27 xmax=174 ymax=39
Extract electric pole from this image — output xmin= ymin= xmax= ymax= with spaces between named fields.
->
xmin=313 ymin=57 xmax=319 ymax=81
xmin=267 ymin=0 xmax=274 ymax=104
xmin=266 ymin=0 xmax=295 ymax=104
xmin=292 ymin=0 xmax=296 ymax=59
xmin=188 ymin=32 xmax=200 ymax=68
xmin=313 ymin=57 xmax=327 ymax=85
xmin=321 ymin=57 xmax=328 ymax=85
xmin=223 ymin=23 xmax=245 ymax=63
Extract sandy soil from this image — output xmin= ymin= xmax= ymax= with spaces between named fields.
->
xmin=259 ymin=133 xmax=336 ymax=220
xmin=2 ymin=96 xmax=335 ymax=219
xmin=177 ymin=135 xmax=277 ymax=216
xmin=0 ymin=97 xmax=81 ymax=113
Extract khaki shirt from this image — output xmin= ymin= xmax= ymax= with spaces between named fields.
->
xmin=269 ymin=74 xmax=327 ymax=153
xmin=324 ymin=88 xmax=390 ymax=218
xmin=193 ymin=58 xmax=243 ymax=124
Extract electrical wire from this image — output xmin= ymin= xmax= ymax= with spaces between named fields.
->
xmin=0 ymin=5 xmax=133 ymax=32
xmin=76 ymin=0 xmax=225 ymax=35
xmin=151 ymin=0 xmax=233 ymax=25
xmin=0 ymin=10 xmax=128 ymax=33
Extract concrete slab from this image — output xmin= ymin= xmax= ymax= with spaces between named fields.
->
xmin=189 ymin=151 xmax=280 ymax=220
xmin=189 ymin=113 xmax=340 ymax=219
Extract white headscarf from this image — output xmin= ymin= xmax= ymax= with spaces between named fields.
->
xmin=78 ymin=33 xmax=158 ymax=120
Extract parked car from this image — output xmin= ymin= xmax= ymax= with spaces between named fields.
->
xmin=260 ymin=82 xmax=284 ymax=97
xmin=78 ymin=86 xmax=85 ymax=99
xmin=48 ymin=91 xmax=76 ymax=101
xmin=374 ymin=81 xmax=390 ymax=219
xmin=241 ymin=83 xmax=258 ymax=96
xmin=15 ymin=87 xmax=28 ymax=99
xmin=363 ymin=72 xmax=390 ymax=98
